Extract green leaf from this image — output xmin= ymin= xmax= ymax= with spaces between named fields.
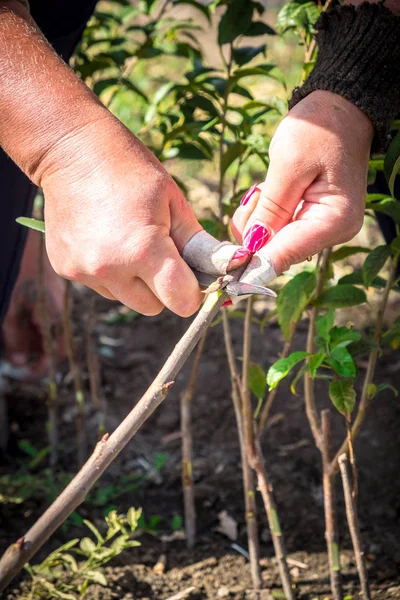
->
xmin=93 ymin=77 xmax=119 ymax=97
xmin=329 ymin=326 xmax=361 ymax=349
xmin=330 ymin=246 xmax=370 ymax=262
xmin=218 ymin=0 xmax=254 ymax=45
xmin=230 ymin=64 xmax=282 ymax=86
xmin=326 ymin=347 xmax=356 ymax=378
xmin=127 ymin=507 xmax=141 ymax=530
xmin=173 ymin=0 xmax=211 ymax=23
xmin=277 ymin=0 xmax=319 ymax=34
xmin=314 ymin=285 xmax=366 ymax=308
xmin=245 ymin=21 xmax=276 ymax=36
xmin=174 ymin=142 xmax=210 ymax=160
xmin=329 ymin=380 xmax=356 ymax=415
xmin=338 ymin=270 xmax=386 ymax=289
xmin=121 ymin=78 xmax=148 ymax=102
xmin=308 ymin=352 xmax=326 ymax=379
xmin=16 ymin=217 xmax=45 ymax=233
xmin=316 ymin=309 xmax=334 ymax=342
xmin=80 ymin=537 xmax=96 ymax=554
xmin=232 ymin=44 xmax=266 ymax=66
xmin=221 ymin=141 xmax=245 ymax=175
xmin=248 ymin=362 xmax=267 ymax=399
xmin=85 ymin=570 xmax=107 ymax=586
xmin=83 ymin=519 xmax=105 ymax=544
xmin=368 ymin=382 xmax=398 ymax=400
xmin=266 ymin=351 xmax=308 ymax=390
xmin=384 ymin=129 xmax=400 ymax=198
xmin=391 ymin=235 xmax=400 ymax=257
xmin=277 ymin=271 xmax=317 ymax=340
xmin=366 ymin=195 xmax=400 ymax=222
xmin=198 ymin=219 xmax=222 ymax=239
xmin=362 ymin=245 xmax=391 ymax=288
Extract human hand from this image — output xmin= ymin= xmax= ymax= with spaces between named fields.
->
xmin=36 ymin=113 xmax=207 ymax=318
xmin=231 ymin=91 xmax=374 ymax=276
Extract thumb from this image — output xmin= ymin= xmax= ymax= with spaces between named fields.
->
xmin=231 ymin=153 xmax=319 ymax=252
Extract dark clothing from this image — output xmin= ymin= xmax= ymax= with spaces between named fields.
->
xmin=289 ymin=2 xmax=400 ymax=153
xmin=0 ymin=0 xmax=96 ymax=324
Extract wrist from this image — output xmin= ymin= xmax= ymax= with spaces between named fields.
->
xmin=0 ymin=5 xmax=108 ymax=183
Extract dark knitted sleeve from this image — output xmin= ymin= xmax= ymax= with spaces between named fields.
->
xmin=289 ymin=2 xmax=400 ymax=152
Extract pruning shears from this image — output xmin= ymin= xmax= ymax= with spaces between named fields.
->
xmin=192 ymin=269 xmax=277 ymax=299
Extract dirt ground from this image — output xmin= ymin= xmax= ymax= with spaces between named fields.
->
xmin=1 ymin=287 xmax=400 ymax=600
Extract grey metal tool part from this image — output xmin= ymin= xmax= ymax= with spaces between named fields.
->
xmin=192 ymin=269 xmax=276 ymax=298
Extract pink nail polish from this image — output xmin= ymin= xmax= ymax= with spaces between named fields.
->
xmin=227 ymin=247 xmax=251 ymax=272
xmin=240 ymin=184 xmax=259 ymax=207
xmin=232 ymin=247 xmax=250 ymax=261
xmin=243 ymin=223 xmax=271 ymax=253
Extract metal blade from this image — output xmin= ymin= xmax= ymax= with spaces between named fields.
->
xmin=226 ymin=281 xmax=277 ymax=298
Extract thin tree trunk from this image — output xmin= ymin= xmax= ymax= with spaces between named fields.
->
xmin=222 ymin=310 xmax=262 ymax=589
xmin=339 ymin=453 xmax=371 ymax=599
xmin=180 ymin=331 xmax=207 ymax=550
xmin=253 ymin=437 xmax=294 ymax=600
xmin=322 ymin=410 xmax=342 ymax=600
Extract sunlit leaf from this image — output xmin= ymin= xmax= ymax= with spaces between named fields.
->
xmin=16 ymin=217 xmax=45 ymax=233
xmin=266 ymin=351 xmax=308 ymax=390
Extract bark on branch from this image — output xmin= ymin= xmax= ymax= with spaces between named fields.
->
xmin=0 ymin=291 xmax=226 ymax=592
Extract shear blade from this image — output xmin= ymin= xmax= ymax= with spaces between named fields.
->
xmin=226 ymin=281 xmax=277 ymax=298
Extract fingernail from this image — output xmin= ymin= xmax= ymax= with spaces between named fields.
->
xmin=243 ymin=223 xmax=271 ymax=253
xmin=222 ymin=299 xmax=233 ymax=307
xmin=227 ymin=246 xmax=251 ymax=272
xmin=240 ymin=184 xmax=259 ymax=207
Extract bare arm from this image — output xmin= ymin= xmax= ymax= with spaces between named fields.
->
xmin=0 ymin=0 xmax=110 ymax=184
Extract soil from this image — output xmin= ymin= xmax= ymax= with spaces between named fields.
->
xmin=1 ymin=289 xmax=400 ymax=600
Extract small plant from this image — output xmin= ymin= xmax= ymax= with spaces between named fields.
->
xmin=21 ymin=507 xmax=141 ymax=599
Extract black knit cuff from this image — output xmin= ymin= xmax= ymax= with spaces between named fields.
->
xmin=289 ymin=2 xmax=400 ymax=153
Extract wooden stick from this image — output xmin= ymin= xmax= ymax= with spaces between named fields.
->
xmin=0 ymin=291 xmax=226 ymax=592
xmin=339 ymin=454 xmax=371 ymax=599
xmin=222 ymin=309 xmax=261 ymax=589
xmin=180 ymin=330 xmax=207 ymax=550
xmin=322 ymin=410 xmax=342 ymax=600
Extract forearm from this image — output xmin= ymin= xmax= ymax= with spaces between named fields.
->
xmin=0 ymin=1 xmax=110 ymax=185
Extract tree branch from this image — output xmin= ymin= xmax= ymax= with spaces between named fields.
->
xmin=0 ymin=291 xmax=226 ymax=592
xmin=339 ymin=453 xmax=371 ymax=599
